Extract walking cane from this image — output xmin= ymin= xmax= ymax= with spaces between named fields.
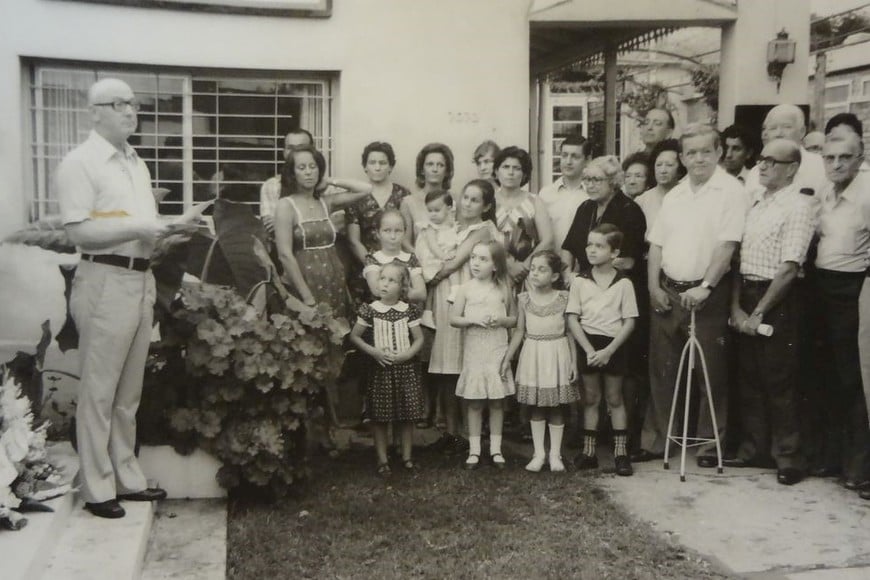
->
xmin=663 ymin=307 xmax=724 ymax=481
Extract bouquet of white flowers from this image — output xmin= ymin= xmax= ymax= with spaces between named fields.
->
xmin=0 ymin=371 xmax=72 ymax=531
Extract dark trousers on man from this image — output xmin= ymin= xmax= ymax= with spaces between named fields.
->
xmin=813 ymin=269 xmax=870 ymax=481
xmin=734 ymin=281 xmax=804 ymax=469
xmin=641 ymin=276 xmax=730 ymax=457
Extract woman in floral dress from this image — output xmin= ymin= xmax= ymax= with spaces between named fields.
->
xmin=273 ymin=145 xmax=372 ymax=323
xmin=492 ymin=146 xmax=554 ymax=290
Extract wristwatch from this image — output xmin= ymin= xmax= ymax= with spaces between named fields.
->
xmin=700 ymin=280 xmax=715 ymax=290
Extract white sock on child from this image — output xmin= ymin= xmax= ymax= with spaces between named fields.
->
xmin=548 ymin=424 xmax=565 ymax=472
xmin=489 ymin=434 xmax=502 ymax=456
xmin=468 ymin=436 xmax=481 ymax=459
xmin=525 ymin=420 xmax=547 ymax=472
xmin=530 ymin=420 xmax=546 ymax=458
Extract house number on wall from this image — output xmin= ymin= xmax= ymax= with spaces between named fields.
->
xmin=448 ymin=112 xmax=480 ymax=124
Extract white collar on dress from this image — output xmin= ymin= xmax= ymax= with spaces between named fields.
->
xmin=373 ymin=250 xmax=411 ymax=264
xmin=370 ymin=300 xmax=409 ymax=313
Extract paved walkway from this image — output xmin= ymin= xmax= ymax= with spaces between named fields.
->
xmin=597 ymin=456 xmax=870 ymax=579
xmin=505 ymin=433 xmax=870 ymax=580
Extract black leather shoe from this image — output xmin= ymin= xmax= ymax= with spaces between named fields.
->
xmin=84 ymin=499 xmax=125 ymax=519
xmin=630 ymin=449 xmax=663 ymax=463
xmin=777 ymin=468 xmax=804 ymax=486
xmin=859 ymin=488 xmax=870 ymax=500
xmin=117 ymin=488 xmax=168 ymax=502
xmin=696 ymin=455 xmax=719 ymax=468
xmin=841 ymin=479 xmax=870 ymax=491
xmin=614 ymin=455 xmax=634 ymax=477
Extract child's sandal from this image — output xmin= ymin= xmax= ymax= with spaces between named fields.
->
xmin=491 ymin=453 xmax=507 ymax=469
xmin=376 ymin=463 xmax=391 ymax=476
xmin=402 ymin=459 xmax=417 ymax=471
xmin=464 ymin=454 xmax=480 ymax=470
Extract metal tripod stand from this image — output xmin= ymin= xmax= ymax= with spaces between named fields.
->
xmin=663 ymin=308 xmax=724 ymax=481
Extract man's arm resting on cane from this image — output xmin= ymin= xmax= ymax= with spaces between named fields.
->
xmin=679 ymin=241 xmax=738 ymax=309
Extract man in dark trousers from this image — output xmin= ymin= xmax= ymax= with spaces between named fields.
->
xmin=727 ymin=138 xmax=815 ymax=485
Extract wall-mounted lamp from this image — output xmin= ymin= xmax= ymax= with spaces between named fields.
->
xmin=767 ymin=29 xmax=796 ymax=92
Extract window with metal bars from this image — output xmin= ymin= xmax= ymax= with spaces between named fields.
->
xmin=28 ymin=62 xmax=333 ymax=219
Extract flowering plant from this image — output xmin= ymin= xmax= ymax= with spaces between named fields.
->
xmin=0 ymin=371 xmax=72 ymax=531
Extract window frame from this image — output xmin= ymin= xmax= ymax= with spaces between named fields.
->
xmin=25 ymin=59 xmax=335 ymax=221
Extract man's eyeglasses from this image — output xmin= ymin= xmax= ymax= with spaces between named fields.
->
xmin=92 ymin=99 xmax=140 ymax=113
xmin=757 ymin=156 xmax=797 ymax=169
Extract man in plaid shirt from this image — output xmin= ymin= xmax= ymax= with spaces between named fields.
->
xmin=728 ymin=138 xmax=816 ymax=485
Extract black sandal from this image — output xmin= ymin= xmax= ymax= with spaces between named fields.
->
xmin=376 ymin=463 xmax=391 ymax=476
xmin=402 ymin=459 xmax=417 ymax=470
xmin=491 ymin=453 xmax=507 ymax=469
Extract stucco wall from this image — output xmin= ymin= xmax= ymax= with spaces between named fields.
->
xmin=0 ymin=0 xmax=532 ymax=238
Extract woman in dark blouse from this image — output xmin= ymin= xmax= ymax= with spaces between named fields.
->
xmin=561 ymin=155 xmax=646 ymax=277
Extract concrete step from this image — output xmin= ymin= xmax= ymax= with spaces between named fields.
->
xmin=4 ymin=442 xmax=79 ymax=580
xmin=42 ymin=499 xmax=155 ymax=580
xmin=6 ymin=489 xmax=77 ymax=580
xmin=141 ymin=499 xmax=227 ymax=580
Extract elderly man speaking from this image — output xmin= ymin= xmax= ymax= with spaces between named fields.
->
xmin=633 ymin=123 xmax=747 ymax=467
xmin=57 ymin=78 xmax=168 ymax=519
xmin=727 ymin=139 xmax=815 ymax=485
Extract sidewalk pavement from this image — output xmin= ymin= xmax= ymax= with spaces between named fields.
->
xmin=502 ymin=434 xmax=870 ymax=580
xmin=598 ymin=456 xmax=870 ymax=579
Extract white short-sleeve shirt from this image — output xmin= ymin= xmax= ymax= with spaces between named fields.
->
xmin=648 ymin=166 xmax=747 ymax=282
xmin=56 ymin=130 xmax=157 ymax=258
xmin=538 ymin=177 xmax=588 ymax=249
xmin=815 ymin=171 xmax=870 ymax=272
xmin=566 ymin=271 xmax=638 ymax=338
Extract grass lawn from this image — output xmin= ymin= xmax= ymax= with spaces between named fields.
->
xmin=227 ymin=447 xmax=731 ymax=579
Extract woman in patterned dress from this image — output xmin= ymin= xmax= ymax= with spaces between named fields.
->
xmin=492 ymin=146 xmax=554 ymax=289
xmin=347 ymin=141 xmax=412 ymax=260
xmin=273 ymin=145 xmax=372 ymax=323
xmin=426 ymin=179 xmax=500 ymax=451
xmin=345 ymin=142 xmax=412 ymax=306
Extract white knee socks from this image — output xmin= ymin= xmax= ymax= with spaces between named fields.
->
xmin=530 ymin=420 xmax=546 ymax=458
xmin=548 ymin=424 xmax=564 ymax=460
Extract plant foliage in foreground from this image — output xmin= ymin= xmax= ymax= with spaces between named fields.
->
xmin=146 ymin=282 xmax=347 ymax=497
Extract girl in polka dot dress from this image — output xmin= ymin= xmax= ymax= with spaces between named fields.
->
xmin=349 ymin=262 xmax=426 ymax=474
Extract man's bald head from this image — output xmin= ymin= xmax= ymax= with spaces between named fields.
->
xmin=87 ymin=78 xmax=134 ymax=106
xmin=762 ymin=104 xmax=806 ymax=145
xmin=758 ymin=138 xmax=801 ymax=191
xmin=87 ymin=78 xmax=138 ymax=147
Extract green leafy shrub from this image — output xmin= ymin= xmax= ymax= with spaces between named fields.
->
xmin=142 ymin=282 xmax=346 ymax=497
